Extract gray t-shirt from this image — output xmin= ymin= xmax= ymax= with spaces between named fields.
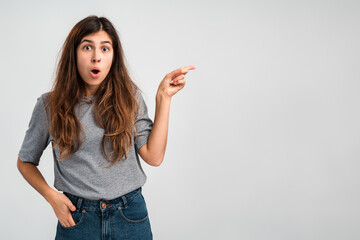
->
xmin=18 ymin=91 xmax=153 ymax=200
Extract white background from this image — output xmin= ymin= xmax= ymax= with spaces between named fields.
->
xmin=1 ymin=0 xmax=360 ymax=239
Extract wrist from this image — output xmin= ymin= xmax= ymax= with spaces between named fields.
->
xmin=156 ymin=91 xmax=171 ymax=102
xmin=44 ymin=187 xmax=58 ymax=204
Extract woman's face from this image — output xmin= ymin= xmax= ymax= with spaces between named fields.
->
xmin=76 ymin=30 xmax=114 ymax=95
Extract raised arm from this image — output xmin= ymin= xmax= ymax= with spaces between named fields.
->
xmin=138 ymin=65 xmax=195 ymax=166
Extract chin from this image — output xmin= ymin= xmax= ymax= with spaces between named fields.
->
xmin=85 ymin=79 xmax=104 ymax=86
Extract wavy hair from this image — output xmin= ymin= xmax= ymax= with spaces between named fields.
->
xmin=45 ymin=15 xmax=142 ymax=167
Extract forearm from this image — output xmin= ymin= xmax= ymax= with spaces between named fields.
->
xmin=146 ymin=93 xmax=171 ymax=165
xmin=17 ymin=158 xmax=57 ymax=203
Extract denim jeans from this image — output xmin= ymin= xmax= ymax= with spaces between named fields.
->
xmin=55 ymin=187 xmax=153 ymax=240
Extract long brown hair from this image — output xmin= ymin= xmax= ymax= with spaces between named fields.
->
xmin=45 ymin=15 xmax=142 ymax=167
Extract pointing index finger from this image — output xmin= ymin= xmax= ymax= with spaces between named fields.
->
xmin=168 ymin=65 xmax=196 ymax=79
xmin=181 ymin=65 xmax=196 ymax=75
xmin=185 ymin=65 xmax=196 ymax=71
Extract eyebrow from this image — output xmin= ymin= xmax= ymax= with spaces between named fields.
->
xmin=80 ymin=39 xmax=113 ymax=45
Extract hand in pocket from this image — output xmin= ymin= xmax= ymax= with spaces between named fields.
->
xmin=47 ymin=191 xmax=77 ymax=227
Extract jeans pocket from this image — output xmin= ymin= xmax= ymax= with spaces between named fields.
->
xmin=59 ymin=209 xmax=86 ymax=230
xmin=118 ymin=193 xmax=149 ymax=223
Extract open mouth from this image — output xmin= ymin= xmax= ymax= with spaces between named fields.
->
xmin=90 ymin=68 xmax=101 ymax=77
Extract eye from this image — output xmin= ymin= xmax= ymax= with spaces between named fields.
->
xmin=102 ymin=47 xmax=110 ymax=52
xmin=83 ymin=45 xmax=91 ymax=50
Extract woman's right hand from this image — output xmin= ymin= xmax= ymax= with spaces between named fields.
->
xmin=46 ymin=190 xmax=77 ymax=227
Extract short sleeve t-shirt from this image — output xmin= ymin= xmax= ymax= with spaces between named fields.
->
xmin=18 ymin=90 xmax=154 ymax=200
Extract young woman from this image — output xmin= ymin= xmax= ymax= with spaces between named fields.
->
xmin=17 ymin=15 xmax=195 ymax=240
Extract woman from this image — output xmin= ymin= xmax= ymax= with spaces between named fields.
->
xmin=17 ymin=15 xmax=195 ymax=240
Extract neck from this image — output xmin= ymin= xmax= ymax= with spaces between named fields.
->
xmin=85 ymin=87 xmax=97 ymax=97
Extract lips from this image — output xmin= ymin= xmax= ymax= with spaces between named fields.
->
xmin=90 ymin=67 xmax=101 ymax=78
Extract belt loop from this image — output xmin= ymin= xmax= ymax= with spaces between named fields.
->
xmin=76 ymin=197 xmax=83 ymax=213
xmin=121 ymin=195 xmax=128 ymax=208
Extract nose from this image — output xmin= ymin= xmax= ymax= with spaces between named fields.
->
xmin=92 ymin=56 xmax=101 ymax=63
xmin=91 ymin=51 xmax=101 ymax=63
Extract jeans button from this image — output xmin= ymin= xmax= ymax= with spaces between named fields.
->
xmin=102 ymin=203 xmax=106 ymax=209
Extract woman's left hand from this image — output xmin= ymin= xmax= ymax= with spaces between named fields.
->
xmin=157 ymin=65 xmax=196 ymax=99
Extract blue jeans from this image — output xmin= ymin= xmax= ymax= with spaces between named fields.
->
xmin=55 ymin=187 xmax=153 ymax=240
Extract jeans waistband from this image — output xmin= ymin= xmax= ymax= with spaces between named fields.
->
xmin=63 ymin=187 xmax=142 ymax=212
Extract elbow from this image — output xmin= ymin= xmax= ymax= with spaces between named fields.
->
xmin=17 ymin=157 xmax=28 ymax=174
xmin=153 ymin=159 xmax=163 ymax=167
xmin=17 ymin=157 xmax=36 ymax=172
xmin=150 ymin=156 xmax=164 ymax=167
xmin=17 ymin=157 xmax=27 ymax=176
xmin=17 ymin=157 xmax=23 ymax=171
xmin=139 ymin=145 xmax=164 ymax=167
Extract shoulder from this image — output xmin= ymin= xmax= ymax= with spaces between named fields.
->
xmin=133 ymin=89 xmax=151 ymax=120
xmin=134 ymin=89 xmax=144 ymax=107
xmin=135 ymin=88 xmax=151 ymax=105
xmin=34 ymin=92 xmax=52 ymax=118
xmin=38 ymin=91 xmax=51 ymax=102
xmin=35 ymin=91 xmax=52 ymax=110
xmin=134 ymin=88 xmax=143 ymax=100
